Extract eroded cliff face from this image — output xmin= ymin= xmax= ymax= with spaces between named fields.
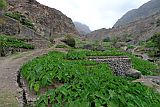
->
xmin=114 ymin=0 xmax=160 ymax=27
xmin=108 ymin=12 xmax=160 ymax=43
xmin=6 ymin=0 xmax=78 ymax=37
xmin=74 ymin=21 xmax=91 ymax=35
xmin=87 ymin=11 xmax=160 ymax=43
xmin=87 ymin=0 xmax=160 ymax=43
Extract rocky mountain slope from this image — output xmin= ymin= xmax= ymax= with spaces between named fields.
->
xmin=87 ymin=0 xmax=160 ymax=44
xmin=114 ymin=0 xmax=160 ymax=27
xmin=74 ymin=21 xmax=91 ymax=35
xmin=0 ymin=0 xmax=78 ymax=48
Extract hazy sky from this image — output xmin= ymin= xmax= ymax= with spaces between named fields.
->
xmin=36 ymin=0 xmax=150 ymax=31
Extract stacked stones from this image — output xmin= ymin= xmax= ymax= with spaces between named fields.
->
xmin=88 ymin=56 xmax=141 ymax=78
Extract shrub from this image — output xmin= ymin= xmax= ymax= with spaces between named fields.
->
xmin=156 ymin=19 xmax=160 ymax=27
xmin=62 ymin=35 xmax=75 ymax=47
xmin=127 ymin=45 xmax=135 ymax=49
xmin=145 ymin=33 xmax=160 ymax=57
xmin=55 ymin=44 xmax=68 ymax=48
xmin=103 ymin=37 xmax=110 ymax=42
xmin=151 ymin=32 xmax=160 ymax=50
xmin=5 ymin=12 xmax=34 ymax=29
xmin=0 ymin=0 xmax=7 ymax=9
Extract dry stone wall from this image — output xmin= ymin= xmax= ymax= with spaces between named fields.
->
xmin=88 ymin=56 xmax=138 ymax=76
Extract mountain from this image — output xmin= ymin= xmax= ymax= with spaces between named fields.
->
xmin=74 ymin=21 xmax=91 ymax=35
xmin=0 ymin=0 xmax=78 ymax=48
xmin=10 ymin=0 xmax=78 ymax=36
xmin=87 ymin=0 xmax=160 ymax=44
xmin=114 ymin=0 xmax=160 ymax=27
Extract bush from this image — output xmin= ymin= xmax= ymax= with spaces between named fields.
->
xmin=145 ymin=33 xmax=160 ymax=57
xmin=5 ymin=12 xmax=34 ymax=29
xmin=55 ymin=44 xmax=68 ymax=48
xmin=0 ymin=0 xmax=7 ymax=9
xmin=103 ymin=37 xmax=110 ymax=42
xmin=62 ymin=35 xmax=75 ymax=47
xmin=151 ymin=32 xmax=160 ymax=50
xmin=156 ymin=19 xmax=160 ymax=27
xmin=127 ymin=45 xmax=135 ymax=49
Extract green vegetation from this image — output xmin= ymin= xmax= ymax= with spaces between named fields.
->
xmin=62 ymin=35 xmax=76 ymax=47
xmin=0 ymin=35 xmax=34 ymax=56
xmin=55 ymin=44 xmax=68 ymax=48
xmin=69 ymin=49 xmax=158 ymax=75
xmin=128 ymin=55 xmax=157 ymax=75
xmin=156 ymin=19 xmax=160 ymax=27
xmin=21 ymin=48 xmax=160 ymax=106
xmin=150 ymin=33 xmax=160 ymax=50
xmin=145 ymin=32 xmax=160 ymax=57
xmin=0 ymin=0 xmax=7 ymax=9
xmin=103 ymin=37 xmax=110 ymax=42
xmin=66 ymin=50 xmax=86 ymax=60
xmin=5 ymin=12 xmax=34 ymax=29
xmin=127 ymin=45 xmax=135 ymax=49
xmin=0 ymin=35 xmax=34 ymax=49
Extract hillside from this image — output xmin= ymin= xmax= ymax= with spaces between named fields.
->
xmin=114 ymin=0 xmax=160 ymax=27
xmin=87 ymin=0 xmax=160 ymax=44
xmin=1 ymin=0 xmax=160 ymax=107
xmin=0 ymin=0 xmax=78 ymax=49
xmin=7 ymin=0 xmax=78 ymax=36
xmin=74 ymin=21 xmax=91 ymax=35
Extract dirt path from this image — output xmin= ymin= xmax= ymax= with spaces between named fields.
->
xmin=131 ymin=46 xmax=149 ymax=60
xmin=0 ymin=46 xmax=67 ymax=107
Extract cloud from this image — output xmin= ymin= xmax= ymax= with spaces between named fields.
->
xmin=36 ymin=0 xmax=150 ymax=30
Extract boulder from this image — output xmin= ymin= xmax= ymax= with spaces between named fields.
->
xmin=126 ymin=68 xmax=142 ymax=79
xmin=83 ymin=44 xmax=94 ymax=50
xmin=133 ymin=78 xmax=160 ymax=92
xmin=115 ymin=42 xmax=127 ymax=48
xmin=95 ymin=45 xmax=105 ymax=51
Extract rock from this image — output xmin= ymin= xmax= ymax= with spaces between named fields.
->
xmin=121 ymin=46 xmax=128 ymax=51
xmin=83 ymin=44 xmax=94 ymax=50
xmin=133 ymin=78 xmax=160 ymax=92
xmin=74 ymin=21 xmax=91 ymax=35
xmin=114 ymin=0 xmax=160 ymax=27
xmin=126 ymin=68 xmax=142 ymax=79
xmin=86 ymin=0 xmax=160 ymax=43
xmin=144 ymin=76 xmax=160 ymax=85
xmin=88 ymin=56 xmax=132 ymax=76
xmin=5 ymin=0 xmax=78 ymax=37
xmin=95 ymin=45 xmax=105 ymax=51
xmin=115 ymin=42 xmax=127 ymax=48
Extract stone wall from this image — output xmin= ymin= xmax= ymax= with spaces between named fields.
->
xmin=0 ymin=14 xmax=50 ymax=48
xmin=88 ymin=56 xmax=132 ymax=76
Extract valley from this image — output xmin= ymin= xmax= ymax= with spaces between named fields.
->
xmin=0 ymin=0 xmax=160 ymax=107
